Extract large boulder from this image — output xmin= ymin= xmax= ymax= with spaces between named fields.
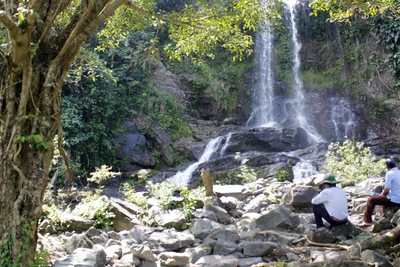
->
xmin=53 ymin=247 xmax=106 ymax=267
xmin=216 ymin=127 xmax=313 ymax=154
xmin=116 ymin=121 xmax=155 ymax=172
xmin=255 ymin=205 xmax=300 ymax=230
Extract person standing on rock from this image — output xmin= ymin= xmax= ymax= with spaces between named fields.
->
xmin=311 ymin=174 xmax=349 ymax=229
xmin=358 ymin=158 xmax=400 ymax=227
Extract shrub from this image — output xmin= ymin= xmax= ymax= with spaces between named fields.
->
xmin=275 ymin=170 xmax=289 ymax=181
xmin=323 ymin=139 xmax=386 ymax=186
xmin=120 ymin=181 xmax=148 ymax=206
xmin=41 ymin=166 xmax=118 ymax=230
xmin=217 ymin=152 xmax=257 ymax=185
xmin=146 ymin=181 xmax=205 ymax=219
xmin=71 ymin=195 xmax=115 ymax=229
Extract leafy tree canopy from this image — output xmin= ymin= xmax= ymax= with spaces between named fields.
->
xmin=0 ymin=0 xmax=278 ymax=61
xmin=309 ymin=0 xmax=398 ymax=22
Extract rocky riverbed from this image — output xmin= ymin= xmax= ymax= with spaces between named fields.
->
xmin=40 ymin=173 xmax=400 ymax=267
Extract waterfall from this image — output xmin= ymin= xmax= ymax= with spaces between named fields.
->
xmin=283 ymin=0 xmax=322 ymax=142
xmin=168 ymin=136 xmax=223 ymax=186
xmin=331 ymin=98 xmax=356 ymax=140
xmin=247 ymin=0 xmax=322 ymax=143
xmin=167 ymin=0 xmax=332 ymax=186
xmin=246 ymin=22 xmax=277 ymax=128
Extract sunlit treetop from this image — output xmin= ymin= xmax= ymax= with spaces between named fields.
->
xmin=0 ymin=0 xmax=280 ymax=63
xmin=164 ymin=0 xmax=281 ymax=62
xmin=309 ymin=0 xmax=399 ymax=22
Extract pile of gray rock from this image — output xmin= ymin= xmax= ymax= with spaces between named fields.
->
xmin=41 ymin=174 xmax=400 ymax=267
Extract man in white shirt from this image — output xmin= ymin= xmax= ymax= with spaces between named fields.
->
xmin=311 ymin=174 xmax=349 ymax=229
xmin=358 ymin=158 xmax=400 ymax=227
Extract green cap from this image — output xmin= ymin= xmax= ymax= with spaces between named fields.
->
xmin=319 ymin=174 xmax=339 ymax=185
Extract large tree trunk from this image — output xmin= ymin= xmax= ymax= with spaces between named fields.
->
xmin=0 ymin=62 xmax=59 ymax=264
xmin=0 ymin=48 xmax=72 ymax=263
xmin=0 ymin=0 xmax=125 ymax=264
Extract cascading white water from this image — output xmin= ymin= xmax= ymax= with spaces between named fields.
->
xmin=246 ymin=22 xmax=277 ymax=128
xmin=331 ymin=98 xmax=356 ymax=140
xmin=247 ymin=0 xmax=322 ymax=143
xmin=168 ymin=136 xmax=223 ymax=186
xmin=283 ymin=0 xmax=322 ymax=142
xmin=220 ymin=132 xmax=232 ymax=157
xmin=292 ymin=161 xmax=318 ymax=179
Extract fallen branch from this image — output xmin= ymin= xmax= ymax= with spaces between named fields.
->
xmin=349 ymin=225 xmax=400 ymax=256
xmin=303 ymin=235 xmax=349 ymax=250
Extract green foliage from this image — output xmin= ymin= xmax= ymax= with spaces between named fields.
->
xmin=274 ymin=4 xmax=346 ymax=91
xmin=179 ymin=187 xmax=197 ymax=219
xmin=146 ymin=181 xmax=205 ymax=219
xmin=323 ymin=139 xmax=386 ymax=186
xmin=67 ymin=45 xmax=115 ymax=84
xmin=165 ymin=0 xmax=278 ymax=62
xmin=72 ymin=195 xmax=115 ymax=229
xmin=276 ymin=260 xmax=288 ymax=267
xmin=134 ymin=84 xmax=192 ymax=140
xmin=95 ymin=3 xmax=157 ymax=52
xmin=373 ymin=12 xmax=400 ymax=77
xmin=273 ymin=13 xmax=293 ymax=84
xmin=301 ymin=69 xmax=340 ymax=91
xmin=332 ymin=17 xmax=400 ymax=127
xmin=120 ymin=175 xmax=150 ymax=207
xmin=88 ymin=165 xmax=119 ymax=188
xmin=146 ymin=181 xmax=182 ymax=210
xmin=0 ymin=223 xmax=50 ymax=267
xmin=120 ymin=181 xmax=149 ymax=206
xmin=217 ymin=152 xmax=257 ymax=185
xmin=167 ymin=50 xmax=253 ymax=119
xmin=62 ymin=36 xmax=154 ymax=175
xmin=15 ymin=115 xmax=52 ymax=150
xmin=309 ymin=0 xmax=396 ymax=22
xmin=62 ymin=60 xmax=137 ymax=173
xmin=42 ymin=167 xmax=118 ymax=230
xmin=263 ymin=183 xmax=282 ymax=204
xmin=275 ymin=170 xmax=289 ymax=181
xmin=69 ymin=166 xmax=118 ymax=228
xmin=15 ymin=134 xmax=51 ymax=150
xmin=28 ymin=250 xmax=51 ymax=267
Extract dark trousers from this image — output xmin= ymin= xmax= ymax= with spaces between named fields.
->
xmin=364 ymin=195 xmax=399 ymax=223
xmin=313 ymin=204 xmax=347 ymax=229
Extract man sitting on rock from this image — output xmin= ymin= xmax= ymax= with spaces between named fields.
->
xmin=358 ymin=158 xmax=400 ymax=228
xmin=311 ymin=174 xmax=349 ymax=229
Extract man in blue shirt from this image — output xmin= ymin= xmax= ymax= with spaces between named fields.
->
xmin=358 ymin=158 xmax=400 ymax=227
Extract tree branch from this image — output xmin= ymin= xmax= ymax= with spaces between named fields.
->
xmin=376 ymin=67 xmax=394 ymax=92
xmin=78 ymin=0 xmax=129 ymax=44
xmin=34 ymin=0 xmax=73 ymax=51
xmin=0 ymin=10 xmax=18 ymax=34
